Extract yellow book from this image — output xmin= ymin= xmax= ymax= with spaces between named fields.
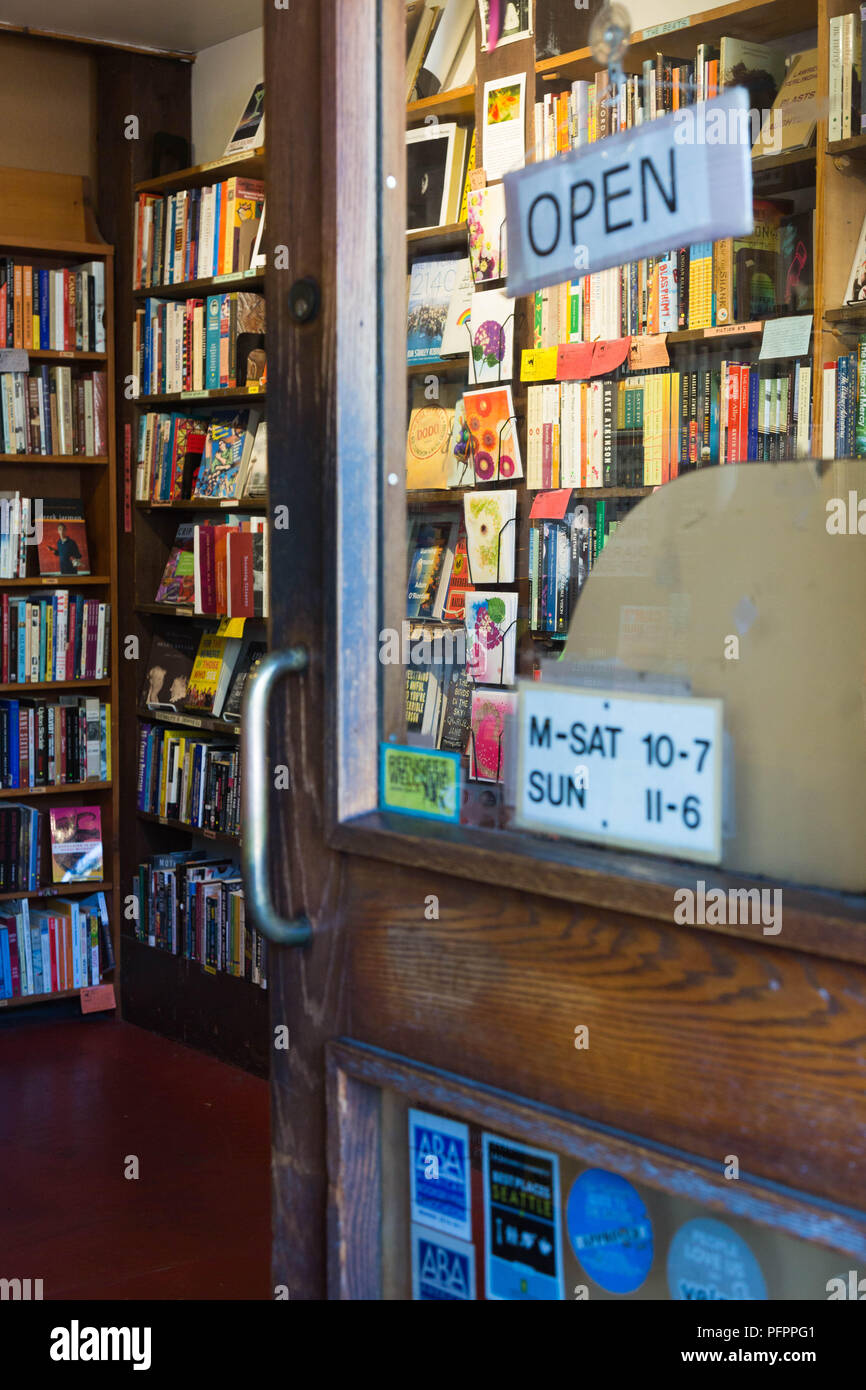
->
xmin=753 ymin=49 xmax=819 ymax=156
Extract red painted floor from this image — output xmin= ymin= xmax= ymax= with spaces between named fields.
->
xmin=0 ymin=1016 xmax=270 ymax=1299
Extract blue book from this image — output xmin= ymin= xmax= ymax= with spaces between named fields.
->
xmin=747 ymin=367 xmax=760 ymax=461
xmin=166 ymin=195 xmax=176 ymax=285
xmin=40 ymin=365 xmax=52 ymax=452
xmin=38 ymin=600 xmax=47 ymax=682
xmin=205 ymin=296 xmax=221 ymax=388
xmin=212 ymin=183 xmax=222 ymax=275
xmin=39 ymin=270 xmax=50 ymax=349
xmin=836 ymin=355 xmax=850 ymax=460
xmin=0 ymin=927 xmax=10 ymax=998
xmin=14 ymin=600 xmax=25 ymax=683
xmin=143 ymin=299 xmax=154 ymax=396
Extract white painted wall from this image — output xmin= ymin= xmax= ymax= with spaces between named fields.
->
xmin=192 ymin=26 xmax=263 ymax=164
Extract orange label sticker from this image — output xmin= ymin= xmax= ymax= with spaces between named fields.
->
xmin=81 ymin=984 xmax=116 ymax=1013
xmin=628 ymin=335 xmax=669 ymax=370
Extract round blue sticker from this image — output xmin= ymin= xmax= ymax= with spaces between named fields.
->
xmin=667 ymin=1218 xmax=767 ymax=1301
xmin=566 ymin=1169 xmax=654 ymax=1294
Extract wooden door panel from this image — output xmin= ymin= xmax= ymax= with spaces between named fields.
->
xmin=344 ymin=857 xmax=866 ymax=1210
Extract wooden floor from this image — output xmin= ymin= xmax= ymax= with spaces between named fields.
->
xmin=0 ymin=1014 xmax=270 ymax=1299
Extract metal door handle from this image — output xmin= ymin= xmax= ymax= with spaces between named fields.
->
xmin=241 ymin=646 xmax=313 ymax=946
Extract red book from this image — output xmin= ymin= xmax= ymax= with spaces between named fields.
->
xmin=227 ymin=530 xmax=254 ymax=616
xmin=63 ymin=269 xmax=72 ymax=350
xmin=1 ymin=592 xmax=8 ymax=685
xmin=196 ymin=525 xmax=217 ymax=615
xmin=6 ymin=917 xmax=21 ymax=995
xmin=727 ymin=364 xmax=741 ymax=463
xmin=0 ymin=281 xmax=7 ymax=348
xmin=738 ymin=365 xmax=750 ymax=463
xmin=49 ymin=917 xmax=59 ymax=993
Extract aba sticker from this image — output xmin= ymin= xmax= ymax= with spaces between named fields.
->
xmin=411 ymin=1225 xmax=476 ymax=1301
xmin=408 ymin=1109 xmax=471 ymax=1242
xmin=566 ymin=1169 xmax=654 ymax=1294
xmin=668 ymin=1218 xmax=767 ymax=1301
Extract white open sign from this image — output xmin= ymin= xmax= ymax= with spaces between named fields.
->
xmin=503 ymin=88 xmax=754 ymax=299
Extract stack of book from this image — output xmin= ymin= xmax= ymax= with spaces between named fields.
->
xmin=133 ymin=177 xmax=265 ymax=289
xmin=0 ymin=694 xmax=111 ymax=786
xmin=132 ymin=291 xmax=265 ymax=395
xmin=131 ymin=850 xmax=267 ymax=985
xmin=0 ymin=366 xmax=108 ymax=456
xmin=0 ymin=890 xmax=113 ymax=999
xmin=136 ymin=721 xmax=241 ymax=837
xmin=0 ymin=592 xmax=110 ymax=683
xmin=0 ymin=259 xmax=105 ymax=351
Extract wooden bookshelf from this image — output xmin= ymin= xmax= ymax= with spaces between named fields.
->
xmin=0 ymin=169 xmax=120 ymax=1011
xmin=407 ymin=83 xmax=475 ymax=121
xmin=122 ymin=140 xmax=268 ymax=1068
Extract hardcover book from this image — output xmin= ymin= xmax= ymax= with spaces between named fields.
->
xmin=49 ymin=805 xmax=103 ymax=883
xmin=406 ymin=123 xmax=468 ymax=231
xmin=193 ymin=413 xmax=257 ymax=500
xmin=438 ymin=668 xmax=474 ymax=755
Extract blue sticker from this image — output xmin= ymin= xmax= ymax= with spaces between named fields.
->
xmin=566 ymin=1169 xmax=654 ymax=1294
xmin=408 ymin=1109 xmax=471 ymax=1241
xmin=668 ymin=1218 xmax=767 ymax=1301
xmin=411 ymin=1225 xmax=476 ymax=1300
xmin=482 ymin=1134 xmax=565 ymax=1300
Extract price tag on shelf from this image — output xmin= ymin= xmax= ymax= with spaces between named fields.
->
xmin=515 ymin=684 xmax=723 ymax=862
xmin=81 ymin=984 xmax=117 ymax=1014
xmin=246 ymin=382 xmax=262 ymax=393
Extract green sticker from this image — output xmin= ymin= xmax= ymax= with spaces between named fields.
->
xmin=380 ymin=744 xmax=460 ymax=823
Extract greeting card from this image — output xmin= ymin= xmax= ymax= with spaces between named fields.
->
xmin=464 ymin=590 xmax=518 ymax=686
xmin=463 ymin=490 xmax=517 ymax=584
xmin=462 ymin=385 xmax=522 ymax=482
xmin=469 ymin=286 xmax=514 ymax=384
xmin=469 ymin=689 xmax=517 ymax=782
xmin=467 ymin=183 xmax=508 ymax=284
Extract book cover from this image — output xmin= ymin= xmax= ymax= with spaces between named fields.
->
xmin=407 ymin=254 xmax=462 ymax=363
xmin=406 ymin=123 xmax=466 ymax=231
xmin=155 ymin=523 xmax=195 ymax=605
xmin=441 ymin=527 xmax=472 ymax=622
xmin=438 ymin=668 xmax=473 ymax=754
xmin=222 ymin=640 xmax=267 ymax=723
xmin=225 ymin=82 xmax=265 ymax=156
xmin=753 ymin=48 xmax=818 ymax=155
xmin=407 ymin=515 xmax=458 ymax=620
xmin=464 ymin=590 xmax=518 ymax=686
xmin=193 ymin=414 xmax=249 ymax=499
xmin=406 ymin=383 xmax=458 ymax=489
xmin=49 ymin=805 xmax=103 ymax=883
xmin=37 ymin=500 xmax=90 ymax=577
xmin=140 ymin=627 xmax=198 ymax=711
xmin=720 ymin=37 xmax=787 ymax=110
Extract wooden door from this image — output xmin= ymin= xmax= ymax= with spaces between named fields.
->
xmin=255 ymin=0 xmax=866 ymax=1302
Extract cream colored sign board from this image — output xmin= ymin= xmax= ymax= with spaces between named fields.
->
xmin=560 ymin=461 xmax=866 ymax=893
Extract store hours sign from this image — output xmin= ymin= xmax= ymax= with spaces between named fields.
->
xmin=515 ymin=686 xmax=723 ymax=862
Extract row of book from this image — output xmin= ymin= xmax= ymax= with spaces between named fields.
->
xmin=141 ymin=625 xmax=265 ymax=722
xmin=157 ymin=521 xmax=268 ymax=618
xmin=0 ymin=695 xmax=111 ymax=788
xmin=0 ymin=593 xmax=110 ymax=684
xmin=828 ymin=10 xmax=866 ymax=142
xmin=0 ymin=802 xmax=104 ymax=891
xmin=822 ymin=340 xmax=866 ymax=459
xmin=0 ymin=890 xmax=113 ymax=999
xmin=525 ymin=362 xmax=812 ymax=488
xmin=136 ymin=722 xmax=241 ymax=837
xmin=132 ymin=292 xmax=265 ymax=397
xmin=0 ymin=366 xmax=108 ymax=457
xmin=133 ymin=177 xmax=265 ymax=290
xmin=0 ymin=259 xmax=106 ymax=353
xmin=530 ymin=200 xmax=813 ymax=346
xmin=530 ymin=498 xmax=636 ymax=637
xmin=131 ymin=851 xmax=267 ymax=986
xmin=0 ymin=496 xmax=92 ymax=579
xmin=135 ymin=408 xmax=266 ymax=503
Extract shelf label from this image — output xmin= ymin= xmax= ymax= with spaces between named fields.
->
xmin=504 ymin=88 xmax=753 ymax=298
xmin=81 ymin=983 xmax=116 ymax=1013
xmin=380 ymin=744 xmax=460 ymax=823
xmin=515 ymin=683 xmax=723 ymax=861
xmin=704 ymin=321 xmax=762 ymax=338
xmin=759 ymin=313 xmax=812 ymax=361
xmin=0 ymin=349 xmax=28 ymax=372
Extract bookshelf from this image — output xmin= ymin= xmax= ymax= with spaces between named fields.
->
xmin=0 ymin=168 xmax=119 ymax=1010
xmin=401 ymin=0 xmax=848 ymax=799
xmin=122 ymin=145 xmax=269 ymax=1069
